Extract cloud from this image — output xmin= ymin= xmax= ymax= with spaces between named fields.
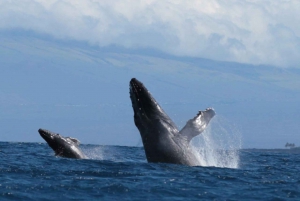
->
xmin=0 ymin=0 xmax=300 ymax=67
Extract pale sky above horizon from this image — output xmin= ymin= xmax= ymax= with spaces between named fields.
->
xmin=1 ymin=0 xmax=300 ymax=148
xmin=1 ymin=0 xmax=300 ymax=68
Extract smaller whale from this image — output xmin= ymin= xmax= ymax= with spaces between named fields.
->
xmin=38 ymin=128 xmax=87 ymax=159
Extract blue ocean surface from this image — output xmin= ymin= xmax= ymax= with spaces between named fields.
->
xmin=0 ymin=142 xmax=300 ymax=200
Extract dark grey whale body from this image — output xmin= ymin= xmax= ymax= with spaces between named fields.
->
xmin=38 ymin=128 xmax=87 ymax=159
xmin=129 ymin=78 xmax=215 ymax=166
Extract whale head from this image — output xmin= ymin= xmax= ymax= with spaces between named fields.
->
xmin=129 ymin=78 xmax=178 ymax=134
xmin=130 ymin=78 xmax=165 ymax=119
xmin=38 ymin=128 xmax=81 ymax=157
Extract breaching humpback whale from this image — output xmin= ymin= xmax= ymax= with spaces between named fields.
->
xmin=129 ymin=78 xmax=215 ymax=166
xmin=38 ymin=128 xmax=87 ymax=159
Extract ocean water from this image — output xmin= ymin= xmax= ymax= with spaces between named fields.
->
xmin=1 ymin=141 xmax=300 ymax=200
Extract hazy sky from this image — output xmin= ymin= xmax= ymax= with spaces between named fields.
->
xmin=1 ymin=1 xmax=300 ymax=148
xmin=1 ymin=0 xmax=300 ymax=67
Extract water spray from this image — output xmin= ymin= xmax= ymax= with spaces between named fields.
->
xmin=191 ymin=115 xmax=242 ymax=168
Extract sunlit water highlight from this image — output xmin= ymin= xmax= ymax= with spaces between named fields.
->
xmin=191 ymin=116 xmax=242 ymax=168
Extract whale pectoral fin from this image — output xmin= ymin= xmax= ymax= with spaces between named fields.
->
xmin=179 ymin=108 xmax=215 ymax=143
xmin=179 ymin=113 xmax=203 ymax=143
xmin=66 ymin=137 xmax=80 ymax=145
xmin=55 ymin=150 xmax=63 ymax=156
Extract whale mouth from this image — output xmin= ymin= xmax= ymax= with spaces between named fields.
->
xmin=38 ymin=128 xmax=58 ymax=142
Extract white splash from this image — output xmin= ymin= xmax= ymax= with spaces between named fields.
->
xmin=82 ymin=146 xmax=104 ymax=160
xmin=191 ymin=116 xmax=242 ymax=168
